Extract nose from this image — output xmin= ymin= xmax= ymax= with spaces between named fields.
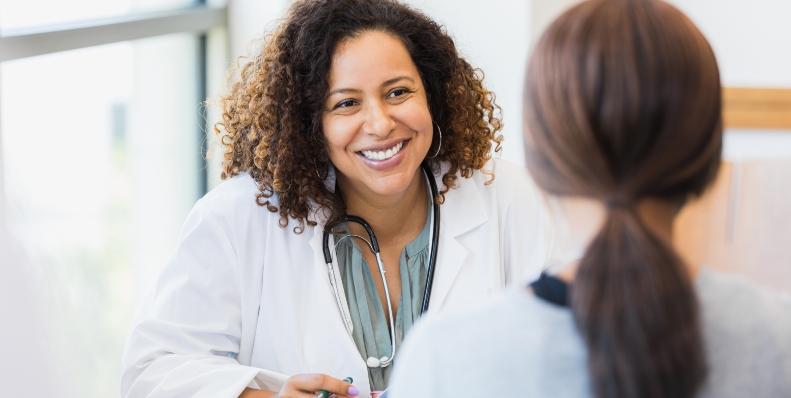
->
xmin=362 ymin=99 xmax=396 ymax=137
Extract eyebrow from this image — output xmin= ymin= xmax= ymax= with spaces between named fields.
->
xmin=382 ymin=75 xmax=414 ymax=87
xmin=326 ymin=88 xmax=362 ymax=97
xmin=326 ymin=75 xmax=416 ymax=98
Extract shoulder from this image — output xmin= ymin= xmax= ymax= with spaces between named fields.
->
xmin=467 ymin=157 xmax=537 ymax=193
xmin=438 ymin=158 xmax=552 ymax=282
xmin=189 ymin=173 xmax=285 ymax=242
xmin=698 ymin=267 xmax=791 ymax=329
xmin=411 ymin=287 xmax=579 ymax=353
xmin=392 ymin=288 xmax=587 ymax=396
xmin=411 ymin=288 xmax=552 ymax=342
xmin=485 ymin=157 xmax=533 ymax=182
xmin=697 ymin=268 xmax=791 ymax=396
xmin=200 ymin=173 xmax=265 ymax=212
xmin=443 ymin=157 xmax=542 ymax=207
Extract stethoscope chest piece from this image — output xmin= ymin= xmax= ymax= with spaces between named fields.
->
xmin=366 ymin=356 xmax=389 ymax=368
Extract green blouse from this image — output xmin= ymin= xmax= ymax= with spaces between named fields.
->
xmin=335 ymin=211 xmax=431 ymax=392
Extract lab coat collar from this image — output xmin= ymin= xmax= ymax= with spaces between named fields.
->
xmin=429 ymin=161 xmax=489 ymax=238
xmin=424 ymin=161 xmax=489 ymax=313
xmin=308 ymin=161 xmax=490 ymax=313
xmin=311 ymin=160 xmax=490 ymax=235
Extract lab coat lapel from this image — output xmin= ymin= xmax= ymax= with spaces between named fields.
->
xmin=308 ymin=163 xmax=356 ymax=333
xmin=308 ymin=224 xmax=355 ymax=335
xmin=306 ymin=225 xmax=371 ymax=393
xmin=425 ymin=165 xmax=489 ymax=314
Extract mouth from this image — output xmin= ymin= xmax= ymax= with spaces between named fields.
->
xmin=358 ymin=140 xmax=407 ymax=161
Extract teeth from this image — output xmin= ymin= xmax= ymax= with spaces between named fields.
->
xmin=362 ymin=141 xmax=403 ymax=161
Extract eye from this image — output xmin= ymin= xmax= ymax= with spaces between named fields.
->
xmin=333 ymin=99 xmax=358 ymax=109
xmin=387 ymin=88 xmax=411 ymax=99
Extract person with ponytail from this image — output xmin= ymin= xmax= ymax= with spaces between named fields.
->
xmin=388 ymin=0 xmax=791 ymax=397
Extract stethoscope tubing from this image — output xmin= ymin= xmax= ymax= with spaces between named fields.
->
xmin=420 ymin=164 xmax=441 ymax=315
xmin=322 ymin=163 xmax=440 ymax=368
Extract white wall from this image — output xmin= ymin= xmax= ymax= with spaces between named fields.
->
xmin=666 ymin=0 xmax=791 ymax=88
xmin=227 ymin=0 xmax=289 ymax=63
xmin=530 ymin=0 xmax=580 ymax=48
xmin=531 ymin=0 xmax=791 ymax=89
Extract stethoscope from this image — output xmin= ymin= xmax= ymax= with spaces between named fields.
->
xmin=322 ymin=164 xmax=440 ymax=369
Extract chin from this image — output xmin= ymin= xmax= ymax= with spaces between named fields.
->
xmin=366 ymin=169 xmax=418 ymax=196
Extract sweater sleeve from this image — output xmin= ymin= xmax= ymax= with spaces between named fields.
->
xmin=386 ymin=319 xmax=441 ymax=398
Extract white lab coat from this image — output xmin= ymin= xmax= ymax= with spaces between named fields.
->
xmin=120 ymin=158 xmax=551 ymax=398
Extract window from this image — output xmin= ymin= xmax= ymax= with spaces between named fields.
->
xmin=0 ymin=2 xmax=227 ymax=396
xmin=0 ymin=0 xmax=195 ymax=30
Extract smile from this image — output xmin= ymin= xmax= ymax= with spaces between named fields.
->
xmin=360 ymin=141 xmax=405 ymax=161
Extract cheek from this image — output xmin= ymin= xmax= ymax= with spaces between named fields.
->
xmin=322 ymin=117 xmax=358 ymax=156
xmin=400 ymin=102 xmax=433 ymax=145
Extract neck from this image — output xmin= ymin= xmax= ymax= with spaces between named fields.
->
xmin=336 ymin=167 xmax=428 ymax=245
xmin=552 ymin=197 xmax=697 ymax=283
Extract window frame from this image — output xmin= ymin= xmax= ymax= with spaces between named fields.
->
xmin=0 ymin=5 xmax=226 ymax=62
xmin=0 ymin=3 xmax=227 ymax=223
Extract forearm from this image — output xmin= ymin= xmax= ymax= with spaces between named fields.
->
xmin=239 ymin=388 xmax=278 ymax=398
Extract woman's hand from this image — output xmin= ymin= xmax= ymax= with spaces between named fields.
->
xmin=239 ymin=374 xmax=360 ymax=398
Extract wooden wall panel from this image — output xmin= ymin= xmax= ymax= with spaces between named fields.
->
xmin=677 ymin=87 xmax=791 ymax=293
xmin=675 ymin=161 xmax=791 ymax=293
xmin=723 ymin=88 xmax=791 ymax=129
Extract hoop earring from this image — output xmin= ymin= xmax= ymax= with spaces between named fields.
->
xmin=315 ymin=159 xmax=328 ymax=180
xmin=426 ymin=122 xmax=442 ymax=159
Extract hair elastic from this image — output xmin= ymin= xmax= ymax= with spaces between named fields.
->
xmin=605 ymin=196 xmax=634 ymax=209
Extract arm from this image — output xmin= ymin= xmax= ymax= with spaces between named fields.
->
xmin=120 ymin=200 xmax=259 ymax=397
xmin=240 ymin=388 xmax=277 ymax=397
xmin=120 ymin=199 xmax=363 ymax=398
xmin=240 ymin=375 xmax=359 ymax=398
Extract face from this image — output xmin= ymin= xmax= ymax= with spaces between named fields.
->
xmin=322 ymin=30 xmax=433 ymax=198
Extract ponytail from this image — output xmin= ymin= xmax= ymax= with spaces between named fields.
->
xmin=571 ymin=204 xmax=706 ymax=398
xmin=524 ymin=0 xmax=722 ymax=396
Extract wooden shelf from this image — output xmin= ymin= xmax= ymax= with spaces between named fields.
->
xmin=723 ymin=87 xmax=791 ymax=130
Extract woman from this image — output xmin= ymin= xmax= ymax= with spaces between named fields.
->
xmin=120 ymin=0 xmax=551 ymax=397
xmin=389 ymin=0 xmax=791 ymax=397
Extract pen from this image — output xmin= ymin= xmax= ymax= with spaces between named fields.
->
xmin=314 ymin=376 xmax=353 ymax=398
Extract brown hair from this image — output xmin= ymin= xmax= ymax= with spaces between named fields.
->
xmin=215 ymin=0 xmax=503 ymax=233
xmin=523 ymin=1 xmax=722 ymax=397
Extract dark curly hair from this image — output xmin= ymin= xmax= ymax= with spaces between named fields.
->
xmin=216 ymin=0 xmax=503 ymax=233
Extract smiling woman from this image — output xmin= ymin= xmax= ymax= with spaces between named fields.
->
xmin=120 ymin=1 xmax=551 ymax=397
xmin=216 ymin=0 xmax=503 ymax=234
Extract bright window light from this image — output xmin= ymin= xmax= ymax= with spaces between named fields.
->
xmin=1 ymin=33 xmax=202 ymax=397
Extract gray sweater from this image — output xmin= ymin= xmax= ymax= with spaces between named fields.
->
xmin=388 ymin=268 xmax=791 ymax=397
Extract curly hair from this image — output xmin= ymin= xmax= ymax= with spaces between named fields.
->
xmin=216 ymin=0 xmax=503 ymax=233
